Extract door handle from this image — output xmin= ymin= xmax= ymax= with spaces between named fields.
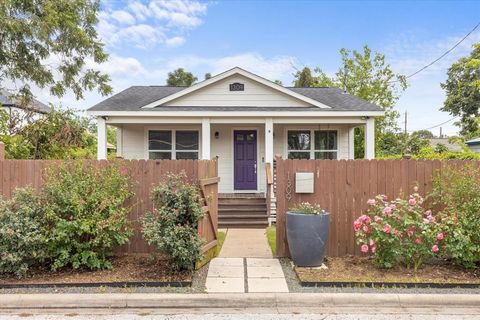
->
xmin=254 ymin=163 xmax=257 ymax=174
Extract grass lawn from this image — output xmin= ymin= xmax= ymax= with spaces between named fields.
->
xmin=296 ymin=256 xmax=480 ymax=285
xmin=215 ymin=230 xmax=226 ymax=256
xmin=266 ymin=225 xmax=276 ymax=256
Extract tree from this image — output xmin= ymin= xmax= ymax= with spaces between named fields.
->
xmin=166 ymin=68 xmax=197 ymax=86
xmin=0 ymin=108 xmax=96 ymax=159
xmin=274 ymin=80 xmax=283 ymax=86
xmin=293 ymin=45 xmax=408 ymax=158
xmin=204 ymin=73 xmax=212 ymax=80
xmin=412 ymin=130 xmax=434 ymax=140
xmin=0 ymin=0 xmax=111 ymax=103
xmin=441 ymin=43 xmax=480 ymax=138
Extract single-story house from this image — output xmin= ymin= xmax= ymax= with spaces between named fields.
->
xmin=465 ymin=137 xmax=480 ymax=153
xmin=428 ymin=138 xmax=463 ymax=152
xmin=88 ymin=67 xmax=384 ymax=196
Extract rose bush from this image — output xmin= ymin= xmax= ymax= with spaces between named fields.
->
xmin=354 ymin=189 xmax=444 ymax=270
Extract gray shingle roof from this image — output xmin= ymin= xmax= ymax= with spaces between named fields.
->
xmin=88 ymin=85 xmax=382 ymax=112
xmin=0 ymin=90 xmax=51 ymax=114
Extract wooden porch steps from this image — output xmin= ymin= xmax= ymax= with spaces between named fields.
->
xmin=218 ymin=196 xmax=268 ymax=229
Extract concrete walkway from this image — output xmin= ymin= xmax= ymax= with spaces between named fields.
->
xmin=206 ymin=228 xmax=288 ymax=293
xmin=218 ymin=229 xmax=272 ymax=258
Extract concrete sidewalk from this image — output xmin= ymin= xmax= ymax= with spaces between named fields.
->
xmin=218 ymin=229 xmax=272 ymax=258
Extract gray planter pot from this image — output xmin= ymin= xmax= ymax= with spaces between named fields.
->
xmin=286 ymin=211 xmax=330 ymax=267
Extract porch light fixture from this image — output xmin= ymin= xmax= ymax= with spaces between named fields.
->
xmin=215 ymin=131 xmax=219 ymax=139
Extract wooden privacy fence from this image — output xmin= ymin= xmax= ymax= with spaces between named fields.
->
xmin=0 ymin=159 xmax=218 ymax=254
xmin=275 ymin=157 xmax=480 ymax=258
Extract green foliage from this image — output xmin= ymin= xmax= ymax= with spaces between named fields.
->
xmin=0 ymin=108 xmax=97 ymax=159
xmin=43 ymin=162 xmax=133 ymax=271
xmin=141 ymin=172 xmax=204 ymax=270
xmin=0 ymin=188 xmax=49 ymax=277
xmin=166 ymin=68 xmax=198 ymax=86
xmin=431 ymin=165 xmax=480 ymax=268
xmin=293 ymin=45 xmax=408 ymax=158
xmin=441 ymin=43 xmax=480 ymax=138
xmin=289 ymin=202 xmax=325 ymax=215
xmin=413 ymin=146 xmax=480 ymax=160
xmin=354 ymin=191 xmax=443 ymax=271
xmin=0 ymin=0 xmax=111 ymax=102
xmin=266 ymin=226 xmax=276 ymax=256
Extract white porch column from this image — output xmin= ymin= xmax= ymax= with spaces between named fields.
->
xmin=201 ymin=118 xmax=211 ymax=160
xmin=365 ymin=117 xmax=375 ymax=159
xmin=116 ymin=125 xmax=123 ymax=158
xmin=97 ymin=117 xmax=107 ymax=160
xmin=348 ymin=126 xmax=355 ymax=159
xmin=265 ymin=118 xmax=274 ymax=164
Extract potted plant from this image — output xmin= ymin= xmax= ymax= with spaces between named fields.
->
xmin=286 ymin=202 xmax=330 ymax=267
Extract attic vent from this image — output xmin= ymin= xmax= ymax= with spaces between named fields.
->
xmin=229 ymin=82 xmax=244 ymax=91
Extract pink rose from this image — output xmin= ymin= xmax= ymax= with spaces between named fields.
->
xmin=362 ymin=225 xmax=369 ymax=232
xmin=389 ymin=204 xmax=396 ymax=210
xmin=369 ymin=239 xmax=376 ymax=246
xmin=407 ymin=230 xmax=414 ymax=238
xmin=371 ymin=244 xmax=376 ymax=253
xmin=383 ymin=206 xmax=392 ymax=216
xmin=437 ymin=233 xmax=444 ymax=241
xmin=428 ymin=215 xmax=436 ymax=223
xmin=353 ymin=221 xmax=361 ymax=232
xmin=361 ymin=244 xmax=369 ymax=253
xmin=383 ymin=224 xmax=392 ymax=234
xmin=382 ymin=195 xmax=388 ymax=201
xmin=367 ymin=199 xmax=376 ymax=206
xmin=415 ymin=238 xmax=422 ymax=244
xmin=374 ymin=216 xmax=382 ymax=224
xmin=408 ymin=198 xmax=417 ymax=206
xmin=431 ymin=244 xmax=439 ymax=253
xmin=424 ymin=210 xmax=432 ymax=217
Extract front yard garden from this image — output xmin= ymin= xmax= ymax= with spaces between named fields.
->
xmin=0 ymin=162 xmax=216 ymax=290
xmin=284 ymin=164 xmax=480 ymax=288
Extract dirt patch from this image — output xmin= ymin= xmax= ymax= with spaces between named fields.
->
xmin=296 ymin=256 xmax=480 ymax=284
xmin=0 ymin=254 xmax=191 ymax=285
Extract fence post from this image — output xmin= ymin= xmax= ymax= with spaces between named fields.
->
xmin=0 ymin=142 xmax=4 ymax=160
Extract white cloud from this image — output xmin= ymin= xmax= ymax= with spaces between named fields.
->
xmin=110 ymin=10 xmax=136 ymax=25
xmin=165 ymin=36 xmax=186 ymax=48
xmin=98 ymin=0 xmax=209 ymax=48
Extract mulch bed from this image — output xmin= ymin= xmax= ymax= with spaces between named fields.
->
xmin=0 ymin=254 xmax=191 ymax=288
xmin=295 ymin=256 xmax=480 ymax=287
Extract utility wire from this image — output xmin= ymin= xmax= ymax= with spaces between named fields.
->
xmin=407 ymin=116 xmax=458 ymax=133
xmin=390 ymin=21 xmax=480 ymax=83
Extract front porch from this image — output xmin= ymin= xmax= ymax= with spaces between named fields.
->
xmin=96 ymin=116 xmax=376 ymax=194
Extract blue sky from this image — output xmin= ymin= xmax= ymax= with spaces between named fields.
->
xmin=38 ymin=0 xmax=480 ymax=136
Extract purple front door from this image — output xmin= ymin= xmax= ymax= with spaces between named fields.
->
xmin=234 ymin=130 xmax=257 ymax=190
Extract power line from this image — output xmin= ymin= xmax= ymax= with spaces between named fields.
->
xmin=390 ymin=21 xmax=480 ymax=83
xmin=408 ymin=116 xmax=458 ymax=133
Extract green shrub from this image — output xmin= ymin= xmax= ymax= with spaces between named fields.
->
xmin=354 ymin=190 xmax=443 ymax=270
xmin=141 ymin=172 xmax=204 ymax=270
xmin=431 ymin=164 xmax=480 ymax=268
xmin=0 ymin=188 xmax=49 ymax=277
xmin=43 ymin=161 xmax=133 ymax=271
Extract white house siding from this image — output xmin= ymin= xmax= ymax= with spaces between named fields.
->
xmin=118 ymin=122 xmax=353 ymax=194
xmin=165 ymin=75 xmax=311 ymax=108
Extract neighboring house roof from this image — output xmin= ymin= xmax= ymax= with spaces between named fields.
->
xmin=465 ymin=137 xmax=480 ymax=146
xmin=428 ymin=138 xmax=464 ymax=152
xmin=89 ymin=67 xmax=382 ymax=113
xmin=0 ymin=90 xmax=51 ymax=114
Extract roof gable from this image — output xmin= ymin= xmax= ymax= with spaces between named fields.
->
xmin=142 ymin=67 xmax=330 ymax=109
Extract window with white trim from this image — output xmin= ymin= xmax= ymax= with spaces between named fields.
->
xmin=287 ymin=130 xmax=338 ymax=160
xmin=148 ymin=130 xmax=199 ymax=160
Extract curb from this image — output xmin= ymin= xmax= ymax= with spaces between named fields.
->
xmin=0 ymin=293 xmax=480 ymax=309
